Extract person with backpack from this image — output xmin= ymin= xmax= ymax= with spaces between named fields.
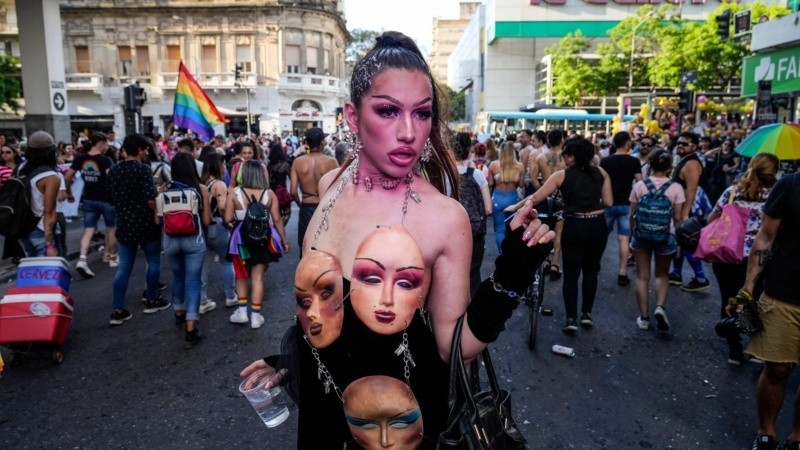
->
xmin=2 ymin=131 xmax=61 ymax=257
xmin=526 ymin=136 xmax=612 ymax=334
xmin=454 ymin=132 xmax=491 ymax=297
xmin=157 ymin=153 xmax=212 ymax=348
xmin=628 ymin=150 xmax=685 ymax=333
xmin=224 ymin=160 xmax=289 ymax=329
xmin=146 ymin=139 xmax=171 ymax=193
xmin=106 ymin=134 xmax=166 ymax=326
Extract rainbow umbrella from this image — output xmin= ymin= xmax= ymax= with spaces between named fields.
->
xmin=736 ymin=123 xmax=800 ymax=160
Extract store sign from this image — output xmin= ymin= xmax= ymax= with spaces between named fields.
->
xmin=741 ymin=47 xmax=800 ymax=97
xmin=531 ymin=0 xmax=716 ymax=4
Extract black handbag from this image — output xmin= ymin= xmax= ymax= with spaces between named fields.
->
xmin=437 ymin=316 xmax=527 ymax=450
xmin=676 ymin=216 xmax=706 ymax=253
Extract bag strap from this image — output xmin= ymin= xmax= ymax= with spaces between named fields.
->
xmin=728 ymin=187 xmax=737 ymax=205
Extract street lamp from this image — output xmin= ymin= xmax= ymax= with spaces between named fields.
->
xmin=628 ymin=12 xmax=655 ymax=93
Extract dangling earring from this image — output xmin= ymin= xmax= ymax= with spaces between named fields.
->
xmin=344 ymin=131 xmax=362 ymax=160
xmin=420 ymin=138 xmax=433 ymax=163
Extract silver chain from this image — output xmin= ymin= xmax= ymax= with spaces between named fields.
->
xmin=304 ymin=335 xmax=343 ymax=402
xmin=312 ymin=158 xmax=359 ymax=247
xmin=393 ymin=331 xmax=416 ymax=386
xmin=489 ymin=272 xmax=529 ymax=303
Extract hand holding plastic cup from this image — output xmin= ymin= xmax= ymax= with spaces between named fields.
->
xmin=239 ymin=368 xmax=289 ymax=428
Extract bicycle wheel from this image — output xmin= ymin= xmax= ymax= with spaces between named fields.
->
xmin=528 ymin=266 xmax=544 ymax=350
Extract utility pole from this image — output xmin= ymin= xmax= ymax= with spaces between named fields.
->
xmin=234 ymin=63 xmax=251 ymax=137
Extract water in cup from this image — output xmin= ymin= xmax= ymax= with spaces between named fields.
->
xmin=239 ymin=370 xmax=290 ymax=428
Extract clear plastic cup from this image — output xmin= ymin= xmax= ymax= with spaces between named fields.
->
xmin=239 ymin=369 xmax=290 ymax=428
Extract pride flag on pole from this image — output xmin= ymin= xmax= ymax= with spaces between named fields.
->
xmin=173 ymin=61 xmax=228 ymax=140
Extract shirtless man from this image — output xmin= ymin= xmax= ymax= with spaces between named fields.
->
xmin=533 ymin=129 xmax=567 ymax=280
xmin=290 ymin=127 xmax=339 ymax=257
xmin=518 ymin=129 xmax=537 ymax=196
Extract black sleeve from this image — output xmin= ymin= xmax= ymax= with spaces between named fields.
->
xmin=763 ymin=174 xmax=795 ymax=220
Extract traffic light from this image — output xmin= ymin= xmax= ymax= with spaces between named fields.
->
xmin=716 ymin=10 xmax=731 ymax=41
xmin=134 ymin=83 xmax=146 ymax=109
xmin=234 ymin=63 xmax=242 ymax=82
xmin=123 ymin=83 xmax=146 ymax=111
xmin=678 ymin=90 xmax=694 ymax=113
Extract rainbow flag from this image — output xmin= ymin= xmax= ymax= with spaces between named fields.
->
xmin=173 ymin=61 xmax=228 ymax=140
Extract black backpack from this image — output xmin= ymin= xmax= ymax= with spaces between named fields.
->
xmin=242 ymin=189 xmax=272 ymax=244
xmin=0 ymin=166 xmax=51 ymax=239
xmin=459 ymin=168 xmax=486 ymax=236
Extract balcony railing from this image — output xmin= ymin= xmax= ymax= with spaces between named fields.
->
xmin=65 ymin=60 xmax=104 ymax=90
xmin=278 ymin=73 xmax=344 ymax=95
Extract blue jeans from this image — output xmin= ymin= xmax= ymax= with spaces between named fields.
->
xmin=201 ymin=219 xmax=235 ymax=301
xmin=604 ymin=205 xmax=631 ymax=237
xmin=113 ymin=240 xmax=162 ymax=310
xmin=18 ymin=227 xmax=46 ymax=257
xmin=164 ymin=234 xmax=206 ymax=321
xmin=81 ymin=199 xmax=117 ymax=228
xmin=491 ymin=189 xmax=519 ymax=253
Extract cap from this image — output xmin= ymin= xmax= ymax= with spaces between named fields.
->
xmin=27 ymin=131 xmax=55 ymax=149
xmin=599 ymin=139 xmax=609 ymax=147
xmin=304 ymin=127 xmax=326 ymax=148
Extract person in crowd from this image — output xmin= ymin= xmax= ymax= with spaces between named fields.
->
xmin=528 ymin=136 xmax=612 ymax=333
xmin=628 ymin=150 xmax=684 ymax=333
xmin=600 ymin=131 xmax=642 ymax=287
xmin=16 ymin=131 xmax=61 ymax=258
xmin=454 ymin=132 xmax=492 ymax=296
xmin=224 ymin=160 xmax=289 ymax=329
xmin=290 ymin=127 xmax=338 ymax=257
xmin=668 ymin=132 xmax=711 ymax=292
xmin=533 ymin=129 xmax=568 ymax=280
xmin=268 ymin=144 xmax=293 ymax=226
xmin=485 ymin=136 xmax=498 ymax=163
xmin=707 ymin=139 xmax=741 ymax=204
xmin=487 ymin=141 xmax=524 ymax=252
xmin=177 ymin=138 xmax=203 ymax=177
xmin=737 ymin=169 xmax=800 ymax=450
xmin=146 ymin=138 xmax=171 ymax=192
xmin=106 ymin=134 xmax=166 ymax=326
xmin=160 ymin=153 xmax=212 ymax=348
xmin=636 ymin=135 xmax=656 ymax=178
xmin=709 ymin=154 xmax=777 ymax=364
xmin=240 ymin=31 xmax=554 ymax=448
xmin=228 ymin=140 xmax=267 ymax=188
xmin=518 ymin=129 xmax=537 ymax=196
xmin=199 ymin=153 xmax=236 ymax=312
xmin=65 ymin=132 xmax=117 ymax=276
xmin=0 ymin=139 xmax=22 ymax=185
xmin=471 ymin=142 xmax=489 ymax=180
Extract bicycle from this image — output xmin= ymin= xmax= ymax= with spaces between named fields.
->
xmin=526 ymin=260 xmax=548 ymax=349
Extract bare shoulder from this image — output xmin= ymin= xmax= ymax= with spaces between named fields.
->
xmin=318 ymin=169 xmax=341 ymax=195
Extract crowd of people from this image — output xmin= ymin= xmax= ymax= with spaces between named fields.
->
xmin=2 ymin=28 xmax=799 ymax=450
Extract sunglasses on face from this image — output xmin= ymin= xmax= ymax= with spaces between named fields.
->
xmin=1 ymin=150 xmax=13 ymax=155
xmin=640 ymin=142 xmax=654 ymax=147
xmin=676 ymin=141 xmax=691 ymax=147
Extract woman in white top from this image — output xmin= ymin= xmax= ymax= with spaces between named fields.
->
xmin=224 ymin=160 xmax=288 ymax=329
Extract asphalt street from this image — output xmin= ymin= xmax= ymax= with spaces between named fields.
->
xmin=1 ymin=205 xmax=798 ymax=449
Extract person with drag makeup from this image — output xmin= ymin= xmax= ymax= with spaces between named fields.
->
xmin=242 ymin=31 xmax=556 ymax=449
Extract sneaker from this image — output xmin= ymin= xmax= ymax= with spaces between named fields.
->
xmin=76 ymin=261 xmax=95 ymax=279
xmin=102 ymin=253 xmax=111 ymax=263
xmin=251 ymin=312 xmax=265 ymax=329
xmin=580 ymin=312 xmax=593 ymax=328
xmin=185 ymin=328 xmax=202 ymax=349
xmin=109 ymin=309 xmax=132 ymax=326
xmin=143 ymin=297 xmax=170 ymax=314
xmin=199 ymin=299 xmax=217 ymax=314
xmin=225 ymin=297 xmax=239 ymax=307
xmin=617 ymin=274 xmax=630 ymax=286
xmin=654 ymin=306 xmax=670 ymax=332
xmin=108 ymin=254 xmax=119 ymax=268
xmin=753 ymin=435 xmax=778 ymax=450
xmin=230 ymin=307 xmax=249 ymax=324
xmin=562 ymin=317 xmax=578 ymax=334
xmin=680 ymin=278 xmax=711 ymax=292
xmin=668 ymin=273 xmax=683 ymax=285
xmin=141 ymin=283 xmax=168 ymax=303
xmin=636 ymin=316 xmax=650 ymax=330
xmin=783 ymin=439 xmax=800 ymax=450
xmin=175 ymin=312 xmax=186 ymax=328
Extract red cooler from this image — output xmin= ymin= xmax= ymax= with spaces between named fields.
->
xmin=0 ymin=286 xmax=74 ymax=347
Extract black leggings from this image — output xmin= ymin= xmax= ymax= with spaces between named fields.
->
xmin=561 ymin=216 xmax=608 ymax=319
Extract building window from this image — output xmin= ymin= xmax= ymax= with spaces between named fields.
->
xmin=285 ymin=45 xmax=300 ymax=73
xmin=136 ymin=46 xmax=150 ymax=76
xmin=118 ymin=46 xmax=132 ymax=77
xmin=75 ymin=46 xmax=90 ymax=73
xmin=323 ymin=49 xmax=330 ymax=74
xmin=306 ymin=46 xmax=317 ymax=74
xmin=236 ymin=45 xmax=252 ymax=72
xmin=167 ymin=45 xmax=181 ymax=71
xmin=201 ymin=45 xmax=216 ymax=73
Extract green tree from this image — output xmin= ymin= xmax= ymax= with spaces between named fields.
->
xmin=346 ymin=29 xmax=382 ymax=68
xmin=440 ymin=83 xmax=466 ymax=122
xmin=0 ymin=55 xmax=21 ymax=111
xmin=544 ymin=30 xmax=596 ymax=106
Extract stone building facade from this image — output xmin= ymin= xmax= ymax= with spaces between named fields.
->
xmin=3 ymin=0 xmax=349 ymax=138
